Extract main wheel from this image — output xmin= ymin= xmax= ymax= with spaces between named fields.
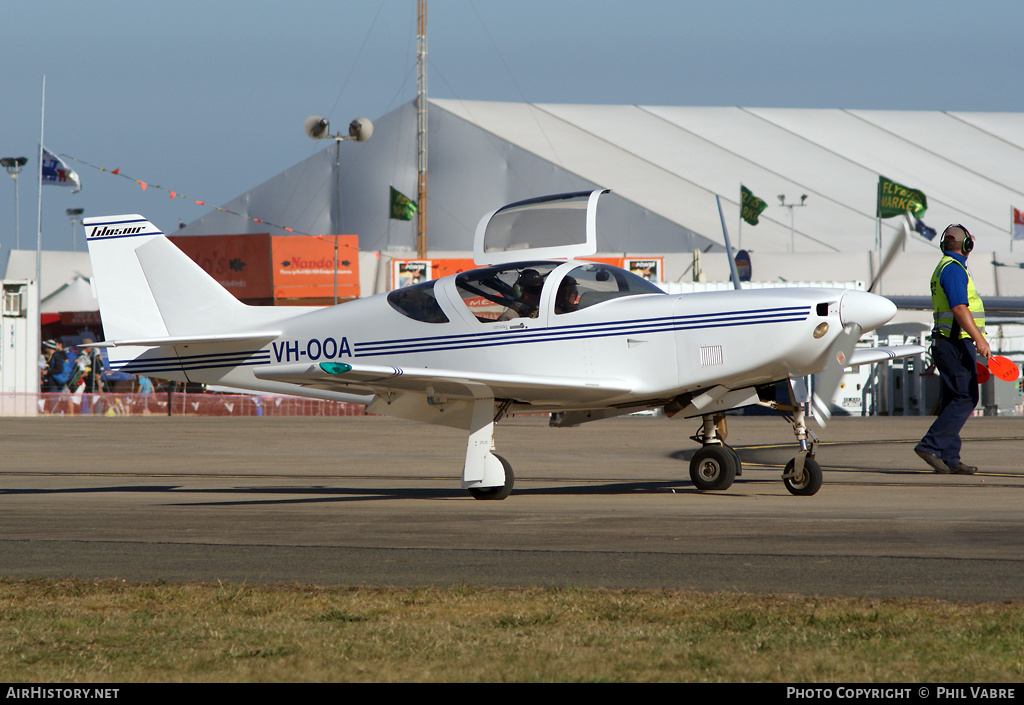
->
xmin=468 ymin=453 xmax=515 ymax=500
xmin=722 ymin=444 xmax=742 ymax=477
xmin=689 ymin=445 xmax=737 ymax=491
xmin=783 ymin=457 xmax=822 ymax=496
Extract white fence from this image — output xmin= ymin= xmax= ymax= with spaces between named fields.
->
xmin=1 ymin=392 xmax=367 ymax=417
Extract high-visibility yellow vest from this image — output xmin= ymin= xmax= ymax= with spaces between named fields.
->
xmin=930 ymin=256 xmax=985 ymax=339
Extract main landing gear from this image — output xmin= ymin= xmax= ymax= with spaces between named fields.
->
xmin=688 ymin=414 xmax=741 ymax=491
xmin=463 ymin=396 xmax=515 ymax=500
xmin=689 ymin=404 xmax=822 ymax=496
xmin=467 ymin=453 xmax=515 ymax=500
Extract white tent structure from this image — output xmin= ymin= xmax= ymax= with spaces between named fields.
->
xmin=177 ymin=100 xmax=1024 ymax=298
xmin=3 ymin=250 xmax=95 ymax=307
xmin=39 ymin=275 xmax=97 ymax=315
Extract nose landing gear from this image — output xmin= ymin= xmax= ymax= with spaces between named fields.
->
xmin=779 ymin=400 xmax=822 ymax=496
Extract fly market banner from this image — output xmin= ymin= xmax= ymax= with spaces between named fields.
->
xmin=877 ymin=176 xmax=927 ymax=219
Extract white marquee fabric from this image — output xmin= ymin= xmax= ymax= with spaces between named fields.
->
xmin=177 ymin=99 xmax=1024 ymax=296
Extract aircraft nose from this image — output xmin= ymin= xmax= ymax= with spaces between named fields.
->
xmin=839 ymin=290 xmax=896 ymax=332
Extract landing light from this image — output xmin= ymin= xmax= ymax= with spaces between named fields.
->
xmin=320 ymin=362 xmax=352 ymax=375
xmin=813 ymin=322 xmax=829 ymax=339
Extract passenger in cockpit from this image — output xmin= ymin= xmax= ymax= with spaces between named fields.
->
xmin=554 ymin=276 xmax=579 ymax=315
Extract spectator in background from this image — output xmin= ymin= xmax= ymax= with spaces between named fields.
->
xmin=77 ymin=339 xmax=104 ymax=414
xmin=137 ymin=375 xmax=154 ymax=395
xmin=42 ymin=339 xmax=70 ymax=392
xmin=137 ymin=375 xmax=155 ymax=415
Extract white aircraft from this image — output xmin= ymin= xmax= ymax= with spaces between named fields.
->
xmin=83 ymin=190 xmax=921 ymax=499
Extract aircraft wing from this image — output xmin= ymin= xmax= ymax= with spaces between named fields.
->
xmin=253 ymin=361 xmax=632 ymax=404
xmin=847 ymin=345 xmax=926 ymax=367
xmin=889 ymin=295 xmax=1024 ymax=317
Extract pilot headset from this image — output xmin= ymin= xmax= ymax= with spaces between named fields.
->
xmin=942 ymin=224 xmax=974 ymax=255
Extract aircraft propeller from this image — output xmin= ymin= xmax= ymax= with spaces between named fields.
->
xmin=811 ymin=321 xmax=863 ymax=426
xmin=868 ymin=215 xmax=911 ymax=294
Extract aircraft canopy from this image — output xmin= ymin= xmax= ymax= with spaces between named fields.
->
xmin=473 ymin=190 xmax=607 ymax=265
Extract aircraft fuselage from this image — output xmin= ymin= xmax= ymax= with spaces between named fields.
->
xmin=131 ymin=260 xmax=885 ymax=421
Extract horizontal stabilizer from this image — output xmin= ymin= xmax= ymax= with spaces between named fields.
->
xmin=92 ymin=332 xmax=282 ymax=349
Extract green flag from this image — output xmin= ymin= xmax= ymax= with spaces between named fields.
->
xmin=389 ymin=186 xmax=418 ymax=221
xmin=877 ymin=176 xmax=927 ymax=219
xmin=740 ymin=185 xmax=768 ymax=226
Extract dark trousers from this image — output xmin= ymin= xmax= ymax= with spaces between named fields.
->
xmin=916 ymin=334 xmax=979 ymax=465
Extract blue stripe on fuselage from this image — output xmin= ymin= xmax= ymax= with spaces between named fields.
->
xmin=111 ymin=306 xmax=810 ymax=373
xmin=354 ymin=306 xmax=810 ymax=357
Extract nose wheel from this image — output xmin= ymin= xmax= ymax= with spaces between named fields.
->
xmin=782 ymin=456 xmax=822 ymax=496
xmin=780 ymin=389 xmax=822 ymax=496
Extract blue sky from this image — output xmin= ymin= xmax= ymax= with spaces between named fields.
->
xmin=2 ymin=0 xmax=1021 ymax=253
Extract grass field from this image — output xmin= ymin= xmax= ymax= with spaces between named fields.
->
xmin=1 ymin=579 xmax=1022 ymax=682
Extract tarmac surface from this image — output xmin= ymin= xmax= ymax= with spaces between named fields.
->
xmin=2 ymin=412 xmax=1023 ymax=602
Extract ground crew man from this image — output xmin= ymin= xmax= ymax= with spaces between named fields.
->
xmin=914 ymin=224 xmax=990 ymax=474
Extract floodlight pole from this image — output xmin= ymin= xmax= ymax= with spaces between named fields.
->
xmin=416 ymin=0 xmax=428 ymax=259
xmin=1 ymin=156 xmax=28 ymax=249
xmin=778 ymin=194 xmax=808 ymax=252
xmin=303 ymin=115 xmax=373 ymax=305
xmin=335 ymin=137 xmax=341 ymax=305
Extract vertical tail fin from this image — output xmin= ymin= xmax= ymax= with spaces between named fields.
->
xmin=84 ymin=215 xmax=246 ymax=341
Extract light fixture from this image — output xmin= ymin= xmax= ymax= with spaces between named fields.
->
xmin=303 ymin=115 xmax=374 ymax=305
xmin=304 ymin=115 xmax=373 ymax=142
xmin=66 ymin=208 xmax=85 ymax=251
xmin=2 ymin=156 xmax=29 ymax=249
xmin=779 ymin=194 xmax=809 ymax=252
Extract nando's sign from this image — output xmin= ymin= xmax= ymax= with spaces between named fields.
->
xmin=168 ymin=233 xmax=360 ymax=302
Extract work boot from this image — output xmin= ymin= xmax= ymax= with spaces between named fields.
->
xmin=949 ymin=462 xmax=977 ymax=475
xmin=914 ymin=448 xmax=950 ymax=474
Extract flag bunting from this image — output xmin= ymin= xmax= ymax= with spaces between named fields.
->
xmin=61 ymin=154 xmax=490 ymax=278
xmin=61 ymin=153 xmax=363 ymax=255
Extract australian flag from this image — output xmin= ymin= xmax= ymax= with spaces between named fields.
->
xmin=40 ymin=146 xmax=81 ymax=193
xmin=914 ymin=219 xmax=937 ymax=241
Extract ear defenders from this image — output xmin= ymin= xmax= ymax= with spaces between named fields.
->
xmin=942 ymin=224 xmax=974 ymax=254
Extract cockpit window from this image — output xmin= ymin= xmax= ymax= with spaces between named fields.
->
xmin=387 ymin=280 xmax=449 ymax=323
xmin=455 ymin=262 xmax=560 ymax=322
xmin=557 ymin=263 xmax=664 ymax=314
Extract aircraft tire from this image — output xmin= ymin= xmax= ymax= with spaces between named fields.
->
xmin=689 ymin=445 xmax=737 ymax=491
xmin=722 ymin=443 xmax=742 ymax=477
xmin=783 ymin=457 xmax=822 ymax=496
xmin=468 ymin=453 xmax=514 ymax=500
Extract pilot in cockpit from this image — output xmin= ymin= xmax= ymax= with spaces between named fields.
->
xmin=498 ymin=268 xmax=544 ymax=320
